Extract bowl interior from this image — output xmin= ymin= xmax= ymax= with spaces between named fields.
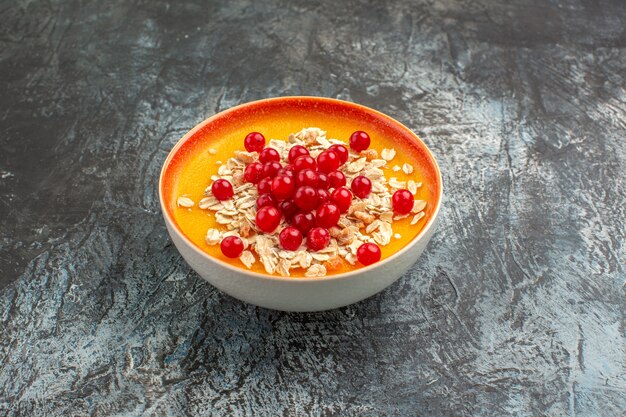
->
xmin=160 ymin=96 xmax=442 ymax=279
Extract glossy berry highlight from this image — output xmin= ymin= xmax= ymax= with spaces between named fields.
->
xmin=271 ymin=175 xmax=295 ymax=200
xmin=244 ymin=132 xmax=265 ymax=153
xmin=255 ymin=206 xmax=281 ymax=233
xmin=330 ymin=187 xmax=352 ymax=213
xmin=259 ymin=147 xmax=280 ymax=163
xmin=256 ymin=193 xmax=276 ymax=209
xmin=316 ymin=150 xmax=340 ymax=173
xmin=316 ymin=203 xmax=340 ymax=228
xmin=294 ymin=186 xmax=319 ymax=212
xmin=327 ymin=170 xmax=346 ymax=189
xmin=349 ymin=131 xmax=370 ymax=152
xmin=306 ymin=227 xmax=330 ymax=251
xmin=392 ymin=189 xmax=414 ymax=215
xmin=288 ymin=145 xmax=309 ymax=163
xmin=244 ymin=162 xmax=264 ymax=184
xmin=221 ymin=236 xmax=244 ymax=258
xmin=351 ymin=175 xmax=372 ymax=198
xmin=329 ymin=144 xmax=349 ymax=164
xmin=279 ymin=226 xmax=303 ymax=251
xmin=292 ymin=212 xmax=316 ymax=234
xmin=211 ymin=179 xmax=234 ymax=200
xmin=357 ymin=242 xmax=381 ymax=265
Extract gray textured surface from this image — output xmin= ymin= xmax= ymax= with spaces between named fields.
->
xmin=1 ymin=0 xmax=625 ymax=415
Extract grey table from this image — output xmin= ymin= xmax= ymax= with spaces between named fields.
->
xmin=1 ymin=0 xmax=625 ymax=416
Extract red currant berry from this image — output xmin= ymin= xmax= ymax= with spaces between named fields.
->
xmin=292 ymin=212 xmax=315 ymax=234
xmin=317 ymin=188 xmax=330 ymax=207
xmin=244 ymin=132 xmax=265 ymax=153
xmin=255 ymin=206 xmax=281 ymax=233
xmin=277 ymin=165 xmax=295 ymax=177
xmin=244 ymin=162 xmax=264 ymax=184
xmin=293 ymin=155 xmax=316 ymax=172
xmin=327 ymin=170 xmax=346 ymax=188
xmin=329 ymin=144 xmax=349 ymax=164
xmin=262 ymin=161 xmax=282 ymax=178
xmin=279 ymin=226 xmax=303 ymax=251
xmin=211 ymin=179 xmax=234 ymax=200
xmin=330 ymin=187 xmax=352 ymax=213
xmin=392 ymin=189 xmax=414 ymax=215
xmin=279 ymin=199 xmax=298 ymax=220
xmin=220 ymin=236 xmax=244 ymax=258
xmin=351 ymin=175 xmax=372 ymax=198
xmin=294 ymin=186 xmax=319 ymax=212
xmin=256 ymin=193 xmax=276 ymax=209
xmin=296 ymin=169 xmax=319 ymax=188
xmin=271 ymin=175 xmax=295 ymax=200
xmin=356 ymin=242 xmax=381 ymax=266
xmin=317 ymin=172 xmax=329 ymax=189
xmin=349 ymin=131 xmax=370 ymax=152
xmin=316 ymin=202 xmax=340 ymax=228
xmin=257 ymin=177 xmax=272 ymax=195
xmin=306 ymin=227 xmax=330 ymax=251
xmin=259 ymin=147 xmax=280 ymax=163
xmin=288 ymin=145 xmax=309 ymax=163
xmin=316 ymin=150 xmax=340 ymax=173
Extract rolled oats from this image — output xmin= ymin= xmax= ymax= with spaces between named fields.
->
xmin=381 ymin=148 xmax=396 ymax=161
xmin=240 ymin=250 xmax=256 ymax=268
xmin=411 ymin=211 xmax=426 ymax=225
xmin=177 ymin=196 xmax=194 ymax=208
xmin=412 ymin=200 xmax=427 ymax=213
xmin=193 ymin=127 xmax=428 ymax=277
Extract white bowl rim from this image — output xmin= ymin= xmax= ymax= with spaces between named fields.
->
xmin=159 ymin=96 xmax=443 ymax=283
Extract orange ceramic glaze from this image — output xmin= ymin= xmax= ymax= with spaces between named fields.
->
xmin=161 ymin=97 xmax=441 ymax=277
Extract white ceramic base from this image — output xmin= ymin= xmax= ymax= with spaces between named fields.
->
xmin=163 ymin=214 xmax=439 ymax=312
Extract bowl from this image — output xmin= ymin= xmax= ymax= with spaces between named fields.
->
xmin=159 ymin=96 xmax=442 ymax=311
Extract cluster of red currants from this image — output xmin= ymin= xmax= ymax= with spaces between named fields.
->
xmin=215 ymin=131 xmax=416 ymax=268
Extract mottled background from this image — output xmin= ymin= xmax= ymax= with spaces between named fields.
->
xmin=0 ymin=0 xmax=625 ymax=415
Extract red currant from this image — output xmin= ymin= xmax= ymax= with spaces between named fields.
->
xmin=288 ymin=145 xmax=309 ymax=163
xmin=244 ymin=132 xmax=265 ymax=153
xmin=330 ymin=187 xmax=352 ymax=213
xmin=306 ymin=227 xmax=330 ymax=251
xmin=317 ymin=188 xmax=330 ymax=207
xmin=293 ymin=155 xmax=316 ymax=172
xmin=316 ymin=150 xmax=340 ymax=173
xmin=262 ymin=161 xmax=282 ymax=178
xmin=294 ymin=186 xmax=319 ymax=212
xmin=279 ymin=226 xmax=303 ymax=251
xmin=279 ymin=199 xmax=298 ymax=220
xmin=316 ymin=202 xmax=340 ymax=228
xmin=349 ymin=131 xmax=370 ymax=152
xmin=257 ymin=177 xmax=272 ymax=195
xmin=357 ymin=242 xmax=381 ymax=266
xmin=259 ymin=147 xmax=280 ymax=163
xmin=392 ymin=189 xmax=414 ymax=215
xmin=296 ymin=169 xmax=318 ymax=188
xmin=329 ymin=144 xmax=349 ymax=164
xmin=255 ymin=206 xmax=281 ymax=233
xmin=351 ymin=175 xmax=372 ymax=198
xmin=211 ymin=179 xmax=234 ymax=200
xmin=327 ymin=170 xmax=346 ymax=188
xmin=277 ymin=165 xmax=295 ymax=177
xmin=256 ymin=193 xmax=276 ymax=209
xmin=244 ymin=162 xmax=264 ymax=184
xmin=317 ymin=172 xmax=329 ymax=189
xmin=292 ymin=212 xmax=315 ymax=234
xmin=220 ymin=236 xmax=244 ymax=258
xmin=271 ymin=175 xmax=295 ymax=200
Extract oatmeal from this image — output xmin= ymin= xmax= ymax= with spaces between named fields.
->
xmin=176 ymin=127 xmax=428 ymax=277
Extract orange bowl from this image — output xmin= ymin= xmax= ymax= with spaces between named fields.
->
xmin=159 ymin=97 xmax=442 ymax=311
